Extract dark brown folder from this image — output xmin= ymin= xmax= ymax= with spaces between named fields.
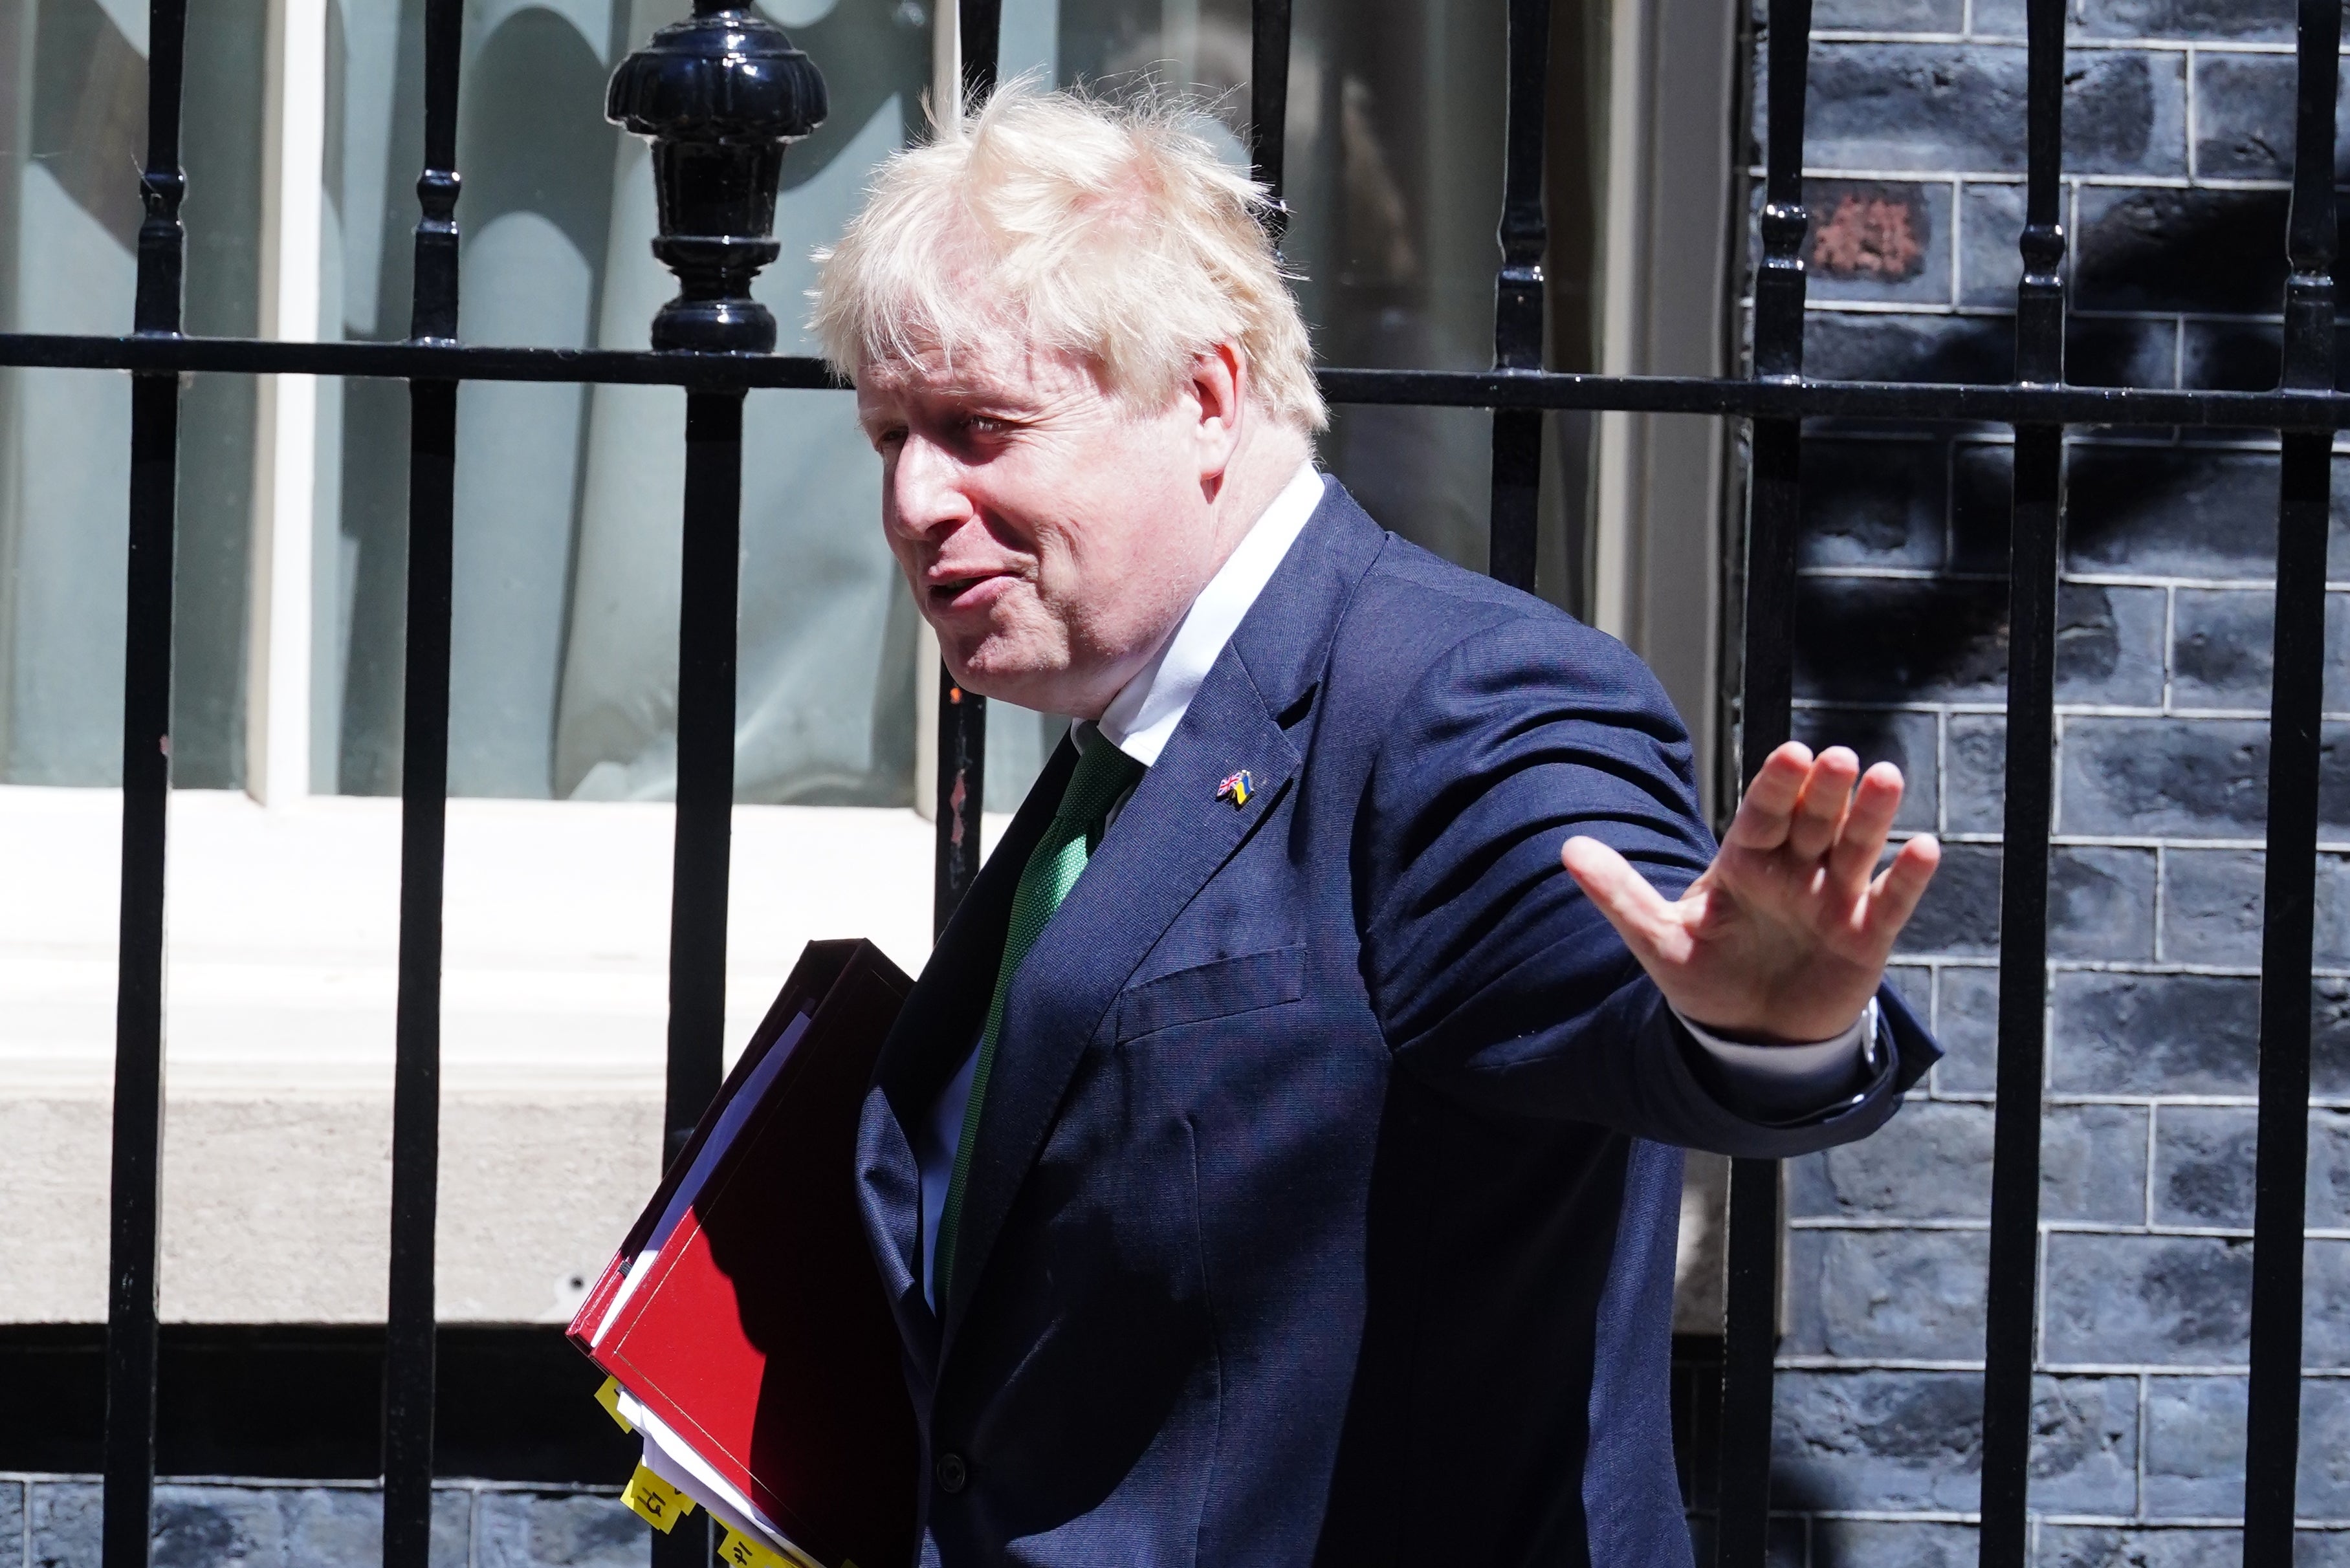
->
xmin=570 ymin=939 xmax=917 ymax=1568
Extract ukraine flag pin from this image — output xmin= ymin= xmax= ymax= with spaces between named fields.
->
xmin=1216 ymin=769 xmax=1254 ymax=808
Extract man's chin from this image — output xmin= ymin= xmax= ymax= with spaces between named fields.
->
xmin=940 ymin=646 xmax=1064 ymax=712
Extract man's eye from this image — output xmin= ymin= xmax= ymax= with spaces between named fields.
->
xmin=872 ymin=426 xmax=906 ymax=450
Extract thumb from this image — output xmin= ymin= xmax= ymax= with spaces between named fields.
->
xmin=1561 ymin=836 xmax=1681 ymax=965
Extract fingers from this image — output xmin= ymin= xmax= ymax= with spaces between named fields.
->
xmin=1725 ymin=742 xmax=1815 ymax=851
xmin=1785 ymin=747 xmax=1861 ymax=862
xmin=1862 ymin=834 xmax=1942 ymax=944
xmin=1561 ymin=836 xmax=1687 ymax=965
xmin=1827 ymin=761 xmax=1905 ymax=895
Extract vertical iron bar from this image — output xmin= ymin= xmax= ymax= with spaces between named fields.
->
xmin=1248 ymin=0 xmax=1293 ymax=241
xmin=1488 ymin=0 xmax=1548 ymax=594
xmin=1975 ymin=3 xmax=2067 ymax=1565
xmin=384 ymin=0 xmax=462 ymax=1562
xmin=929 ymin=0 xmax=998 ymax=932
xmin=935 ymin=676 xmax=988 ymax=938
xmin=102 ymin=0 xmax=187 ymax=1559
xmin=650 ymin=384 xmax=743 ymax=1568
xmin=2242 ymin=4 xmax=2340 ymax=1562
xmin=959 ymin=0 xmax=1001 ymax=103
xmin=1718 ymin=0 xmax=1812 ymax=1560
xmin=665 ymin=388 xmax=746 ymax=1173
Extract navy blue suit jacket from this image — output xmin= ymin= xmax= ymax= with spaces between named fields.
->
xmin=855 ymin=481 xmax=1936 ymax=1567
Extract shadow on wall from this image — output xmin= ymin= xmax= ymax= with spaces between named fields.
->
xmin=1778 ymin=179 xmax=2350 ymax=842
xmin=1756 ymin=165 xmax=2350 ymax=1567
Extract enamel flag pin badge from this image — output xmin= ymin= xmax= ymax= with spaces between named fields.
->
xmin=1216 ymin=769 xmax=1255 ymax=809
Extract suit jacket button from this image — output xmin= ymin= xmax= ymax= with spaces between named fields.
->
xmin=935 ymin=1452 xmax=968 ymax=1494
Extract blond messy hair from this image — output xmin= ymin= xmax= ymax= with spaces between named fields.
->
xmin=810 ymin=85 xmax=1327 ymax=432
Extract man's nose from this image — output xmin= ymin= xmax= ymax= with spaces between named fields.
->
xmin=889 ymin=437 xmax=971 ymax=542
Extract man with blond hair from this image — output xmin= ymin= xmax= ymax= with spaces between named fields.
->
xmin=818 ymin=88 xmax=1941 ymax=1567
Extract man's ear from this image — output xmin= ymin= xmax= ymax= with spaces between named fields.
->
xmin=1189 ymin=342 xmax=1248 ymax=479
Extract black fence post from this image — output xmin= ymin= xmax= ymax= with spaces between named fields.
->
xmin=1248 ymin=0 xmax=1292 ymax=246
xmin=930 ymin=0 xmax=1002 ymax=937
xmin=935 ymin=678 xmax=989 ymax=937
xmin=668 ymin=383 xmax=745 ymax=1171
xmin=2243 ymin=3 xmax=2341 ymax=1562
xmin=1975 ymin=5 xmax=2067 ymax=1565
xmin=605 ymin=0 xmax=829 ymax=1184
xmin=101 ymin=0 xmax=188 ymax=1562
xmin=1488 ymin=0 xmax=1548 ymax=594
xmin=605 ymin=17 xmax=826 ymax=1566
xmin=382 ymin=0 xmax=464 ymax=1561
xmin=1716 ymin=0 xmax=1812 ymax=1561
xmin=959 ymin=0 xmax=1002 ymax=107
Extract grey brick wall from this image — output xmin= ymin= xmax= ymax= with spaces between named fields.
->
xmin=0 ymin=1477 xmax=641 ymax=1568
xmin=1754 ymin=0 xmax=2350 ymax=1562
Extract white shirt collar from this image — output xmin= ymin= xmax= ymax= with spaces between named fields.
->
xmin=1092 ymin=461 xmax=1326 ymax=768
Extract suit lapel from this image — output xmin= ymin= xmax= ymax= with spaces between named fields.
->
xmin=939 ymin=482 xmax=1390 ymax=1337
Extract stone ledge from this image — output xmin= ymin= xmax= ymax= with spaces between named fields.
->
xmin=0 ymin=1475 xmax=636 ymax=1568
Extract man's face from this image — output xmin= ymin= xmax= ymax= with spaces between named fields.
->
xmin=857 ymin=339 xmax=1226 ymax=719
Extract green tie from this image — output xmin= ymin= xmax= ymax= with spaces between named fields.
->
xmin=933 ymin=737 xmax=1145 ymax=1300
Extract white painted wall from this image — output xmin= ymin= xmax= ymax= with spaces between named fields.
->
xmin=0 ymin=788 xmax=999 ymax=1323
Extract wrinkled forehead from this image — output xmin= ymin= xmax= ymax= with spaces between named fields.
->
xmin=853 ymin=331 xmax=1116 ymax=414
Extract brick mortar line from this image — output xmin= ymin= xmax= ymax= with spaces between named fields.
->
xmin=1749 ymin=166 xmax=2297 ymax=190
xmin=1774 ymin=1358 xmax=2350 ymax=1376
xmin=1805 ymin=699 xmax=2345 ymax=723
xmin=1799 ymin=716 xmax=2350 ymax=743
xmin=1909 ymin=959 xmax=2327 ymax=974
xmin=1907 ymin=957 xmax=2350 ymax=979
xmin=1787 ymin=1219 xmax=2350 ymax=1238
xmin=0 ymin=1473 xmax=623 ymax=1495
xmin=1907 ymin=953 xmax=2276 ymax=966
xmin=1768 ymin=1510 xmax=2350 ymax=1529
xmin=1796 ymin=572 xmax=2350 ymax=593
xmin=1801 ymin=33 xmax=2323 ymax=54
xmin=1797 ymin=303 xmax=2303 ymax=325
xmin=1922 ymin=1093 xmax=2350 ymax=1108
xmin=1784 ymin=305 xmax=2302 ymax=326
xmin=2185 ymin=34 xmax=2204 ymax=184
xmin=1788 ymin=433 xmax=2310 ymax=455
xmin=1785 ymin=306 xmax=2314 ymax=333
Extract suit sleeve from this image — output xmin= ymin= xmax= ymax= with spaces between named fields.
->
xmin=1354 ymin=611 xmax=1938 ymax=1159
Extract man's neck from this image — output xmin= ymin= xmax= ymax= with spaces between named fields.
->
xmin=1200 ymin=422 xmax=1313 ymax=576
xmin=1049 ymin=422 xmax=1313 ymax=723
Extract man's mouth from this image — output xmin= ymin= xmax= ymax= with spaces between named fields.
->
xmin=928 ymin=572 xmax=1004 ymax=611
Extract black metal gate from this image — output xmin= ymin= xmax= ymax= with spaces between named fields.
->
xmin=2 ymin=0 xmax=2338 ymax=1563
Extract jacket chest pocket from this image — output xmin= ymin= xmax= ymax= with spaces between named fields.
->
xmin=1114 ymin=944 xmax=1306 ymax=1043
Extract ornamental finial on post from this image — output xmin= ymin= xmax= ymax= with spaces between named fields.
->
xmin=606 ymin=1 xmax=829 ymax=353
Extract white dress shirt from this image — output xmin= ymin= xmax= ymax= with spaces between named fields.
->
xmin=912 ymin=462 xmax=1878 ymax=1307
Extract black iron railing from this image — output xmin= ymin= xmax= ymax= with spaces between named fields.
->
xmin=6 ymin=0 xmax=2337 ymax=1565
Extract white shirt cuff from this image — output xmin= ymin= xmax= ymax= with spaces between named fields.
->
xmin=1673 ymin=997 xmax=1882 ymax=1117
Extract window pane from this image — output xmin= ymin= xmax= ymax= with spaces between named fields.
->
xmin=317 ymin=0 xmax=926 ymax=803
xmin=1044 ymin=0 xmax=1510 ymax=576
xmin=0 ymin=0 xmax=262 ymax=787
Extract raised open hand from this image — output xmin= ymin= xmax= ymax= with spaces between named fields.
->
xmin=1560 ymin=742 xmax=1942 ymax=1044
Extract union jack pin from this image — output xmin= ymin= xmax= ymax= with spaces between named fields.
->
xmin=1215 ymin=769 xmax=1254 ymax=808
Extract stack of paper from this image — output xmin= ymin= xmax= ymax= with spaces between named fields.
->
xmin=569 ymin=940 xmax=919 ymax=1568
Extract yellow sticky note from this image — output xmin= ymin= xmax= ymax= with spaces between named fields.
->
xmin=623 ymin=1464 xmax=694 ymax=1533
xmin=594 ymin=1376 xmax=635 ymax=1434
xmin=716 ymin=1527 xmax=785 ymax=1568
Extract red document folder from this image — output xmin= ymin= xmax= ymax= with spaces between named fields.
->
xmin=569 ymin=939 xmax=918 ymax=1568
